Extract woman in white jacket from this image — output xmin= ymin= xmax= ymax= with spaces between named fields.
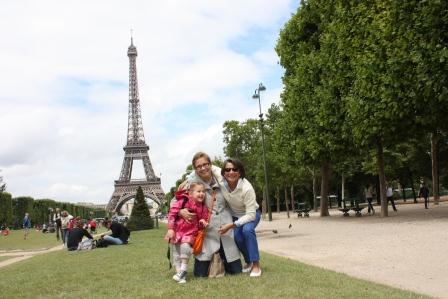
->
xmin=218 ymin=158 xmax=262 ymax=277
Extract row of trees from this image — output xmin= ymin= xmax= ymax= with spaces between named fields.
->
xmin=0 ymin=191 xmax=105 ymax=228
xmin=223 ymin=0 xmax=448 ymax=217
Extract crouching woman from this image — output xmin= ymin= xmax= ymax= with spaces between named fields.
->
xmin=218 ymin=158 xmax=262 ymax=277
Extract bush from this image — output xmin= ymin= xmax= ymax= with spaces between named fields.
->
xmin=126 ymin=186 xmax=154 ymax=231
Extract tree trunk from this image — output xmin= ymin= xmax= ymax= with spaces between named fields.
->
xmin=376 ymin=137 xmax=388 ymax=217
xmin=401 ymin=183 xmax=406 ymax=202
xmin=341 ymin=173 xmax=345 ymax=208
xmin=290 ymin=185 xmax=295 ymax=211
xmin=261 ymin=188 xmax=267 ymax=220
xmin=320 ymin=161 xmax=331 ymax=217
xmin=312 ymin=168 xmax=319 ymax=212
xmin=431 ymin=132 xmax=440 ymax=205
xmin=285 ymin=187 xmax=290 ymax=218
xmin=409 ymin=173 xmax=417 ymax=203
xmin=375 ymin=175 xmax=381 ymax=205
xmin=276 ymin=187 xmax=280 ymax=213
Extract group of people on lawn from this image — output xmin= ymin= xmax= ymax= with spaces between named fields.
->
xmin=165 ymin=152 xmax=262 ymax=284
xmin=18 ymin=209 xmax=129 ymax=251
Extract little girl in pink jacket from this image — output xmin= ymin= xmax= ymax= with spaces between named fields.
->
xmin=166 ymin=182 xmax=209 ymax=283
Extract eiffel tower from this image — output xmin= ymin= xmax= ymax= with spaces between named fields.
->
xmin=107 ymin=38 xmax=165 ymax=213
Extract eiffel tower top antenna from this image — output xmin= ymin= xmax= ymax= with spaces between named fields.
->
xmin=130 ymin=28 xmax=134 ymax=45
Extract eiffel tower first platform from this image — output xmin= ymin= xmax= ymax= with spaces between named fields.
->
xmin=107 ymin=38 xmax=165 ymax=213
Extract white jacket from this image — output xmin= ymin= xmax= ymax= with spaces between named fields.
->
xmin=221 ymin=178 xmax=258 ymax=227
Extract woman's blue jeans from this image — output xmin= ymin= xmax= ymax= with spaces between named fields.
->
xmin=233 ymin=209 xmax=261 ymax=264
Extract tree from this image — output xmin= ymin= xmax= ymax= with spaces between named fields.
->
xmin=0 ymin=170 xmax=6 ymax=192
xmin=277 ymin=0 xmax=354 ymax=216
xmin=127 ymin=186 xmax=153 ymax=231
xmin=0 ymin=192 xmax=12 ymax=226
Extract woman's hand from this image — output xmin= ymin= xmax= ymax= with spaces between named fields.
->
xmin=178 ymin=208 xmax=196 ymax=223
xmin=218 ymin=223 xmax=235 ymax=235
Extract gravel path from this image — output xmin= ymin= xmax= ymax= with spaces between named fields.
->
xmin=0 ymin=244 xmax=63 ymax=268
xmin=256 ymin=201 xmax=448 ymax=299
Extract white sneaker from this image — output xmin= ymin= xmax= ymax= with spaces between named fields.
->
xmin=242 ymin=263 xmax=253 ymax=273
xmin=172 ymin=271 xmax=187 ymax=283
xmin=250 ymin=268 xmax=262 ymax=277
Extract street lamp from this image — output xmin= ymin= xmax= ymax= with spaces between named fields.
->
xmin=252 ymin=83 xmax=272 ymax=221
xmin=48 ymin=208 xmax=53 ymax=224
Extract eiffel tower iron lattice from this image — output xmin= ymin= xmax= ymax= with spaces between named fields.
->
xmin=107 ymin=39 xmax=165 ymax=213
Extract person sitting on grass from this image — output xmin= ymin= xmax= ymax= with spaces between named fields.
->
xmin=88 ymin=218 xmax=97 ymax=234
xmin=165 ymin=182 xmax=209 ymax=284
xmin=66 ymin=218 xmax=93 ymax=251
xmin=101 ymin=220 xmax=130 ymax=245
xmin=1 ymin=223 xmax=10 ymax=236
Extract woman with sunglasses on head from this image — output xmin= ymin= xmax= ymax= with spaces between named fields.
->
xmin=218 ymin=158 xmax=262 ymax=277
xmin=177 ymin=152 xmax=242 ymax=277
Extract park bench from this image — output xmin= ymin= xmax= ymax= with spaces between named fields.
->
xmin=338 ymin=198 xmax=367 ymax=217
xmin=295 ymin=203 xmax=311 ymax=217
xmin=351 ymin=206 xmax=365 ymax=217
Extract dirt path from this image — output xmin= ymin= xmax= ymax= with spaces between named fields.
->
xmin=256 ymin=201 xmax=448 ymax=299
xmin=0 ymin=244 xmax=63 ymax=268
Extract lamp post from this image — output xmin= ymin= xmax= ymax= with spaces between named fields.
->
xmin=252 ymin=83 xmax=272 ymax=221
xmin=48 ymin=208 xmax=53 ymax=225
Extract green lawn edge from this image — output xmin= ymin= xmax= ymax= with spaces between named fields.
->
xmin=0 ymin=226 xmax=430 ymax=299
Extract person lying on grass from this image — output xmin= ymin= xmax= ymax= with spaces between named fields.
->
xmin=165 ymin=182 xmax=209 ymax=284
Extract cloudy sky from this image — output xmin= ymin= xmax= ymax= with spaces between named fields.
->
xmin=0 ymin=1 xmax=298 ymax=204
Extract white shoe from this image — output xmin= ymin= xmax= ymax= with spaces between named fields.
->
xmin=172 ymin=271 xmax=187 ymax=283
xmin=250 ymin=268 xmax=262 ymax=277
xmin=242 ymin=263 xmax=253 ymax=273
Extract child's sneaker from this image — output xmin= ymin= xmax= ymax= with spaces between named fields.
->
xmin=172 ymin=271 xmax=187 ymax=283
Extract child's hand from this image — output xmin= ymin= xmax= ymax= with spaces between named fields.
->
xmin=199 ymin=219 xmax=208 ymax=228
xmin=165 ymin=229 xmax=175 ymax=241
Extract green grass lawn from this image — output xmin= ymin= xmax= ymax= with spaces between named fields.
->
xmin=0 ymin=230 xmax=61 ymax=251
xmin=0 ymin=256 xmax=13 ymax=262
xmin=0 ymin=225 xmax=429 ymax=299
xmin=0 ymin=228 xmax=108 ymax=251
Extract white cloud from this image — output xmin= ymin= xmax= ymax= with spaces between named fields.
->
xmin=0 ymin=1 xmax=297 ymax=204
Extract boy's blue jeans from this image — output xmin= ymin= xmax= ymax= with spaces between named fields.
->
xmin=233 ymin=209 xmax=261 ymax=264
xmin=103 ymin=235 xmax=123 ymax=245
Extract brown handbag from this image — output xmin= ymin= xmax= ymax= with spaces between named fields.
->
xmin=208 ymin=251 xmax=225 ymax=278
xmin=192 ymin=191 xmax=216 ymax=255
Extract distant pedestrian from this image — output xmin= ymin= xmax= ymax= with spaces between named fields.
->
xmin=54 ymin=208 xmax=63 ymax=241
xmin=386 ymin=183 xmax=397 ymax=212
xmin=23 ymin=213 xmax=31 ymax=239
xmin=365 ymin=185 xmax=375 ymax=215
xmin=419 ymin=183 xmax=430 ymax=209
xmin=60 ymin=211 xmax=73 ymax=246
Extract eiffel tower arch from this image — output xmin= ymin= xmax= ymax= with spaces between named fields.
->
xmin=107 ymin=38 xmax=165 ymax=213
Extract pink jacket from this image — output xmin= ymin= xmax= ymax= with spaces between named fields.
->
xmin=168 ymin=191 xmax=209 ymax=244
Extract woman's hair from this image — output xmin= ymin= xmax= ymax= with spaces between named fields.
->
xmin=192 ymin=151 xmax=211 ymax=167
xmin=221 ymin=158 xmax=246 ymax=179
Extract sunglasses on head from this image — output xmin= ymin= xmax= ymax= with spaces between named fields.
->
xmin=224 ymin=167 xmax=239 ymax=173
